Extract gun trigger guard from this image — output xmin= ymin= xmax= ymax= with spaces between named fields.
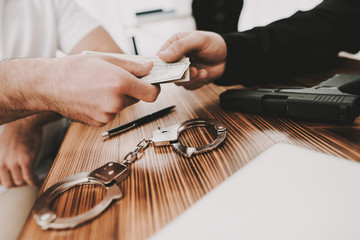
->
xmin=33 ymin=162 xmax=129 ymax=230
xmin=152 ymin=118 xmax=227 ymax=158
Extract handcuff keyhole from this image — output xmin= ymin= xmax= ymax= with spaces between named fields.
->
xmin=178 ymin=126 xmax=218 ymax=148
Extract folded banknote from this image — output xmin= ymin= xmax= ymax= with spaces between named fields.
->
xmin=83 ymin=51 xmax=190 ymax=84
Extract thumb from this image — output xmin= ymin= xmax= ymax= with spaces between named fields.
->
xmin=158 ymin=48 xmax=178 ymax=63
xmin=126 ymin=61 xmax=153 ymax=77
xmin=105 ymin=55 xmax=154 ymax=77
xmin=158 ymin=33 xmax=201 ymax=63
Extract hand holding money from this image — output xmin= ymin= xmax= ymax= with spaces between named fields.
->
xmin=83 ymin=51 xmax=190 ymax=84
xmin=158 ymin=31 xmax=227 ymax=90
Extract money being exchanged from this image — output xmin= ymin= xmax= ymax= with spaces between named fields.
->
xmin=83 ymin=51 xmax=190 ymax=84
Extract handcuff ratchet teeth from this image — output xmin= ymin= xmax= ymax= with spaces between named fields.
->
xmin=33 ymin=118 xmax=226 ymax=230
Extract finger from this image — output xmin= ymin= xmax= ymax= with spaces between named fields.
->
xmin=157 ymin=32 xmax=191 ymax=54
xmin=158 ymin=32 xmax=204 ymax=62
xmin=176 ymin=66 xmax=199 ymax=87
xmin=190 ymin=66 xmax=199 ymax=80
xmin=177 ymin=69 xmax=208 ymax=90
xmin=102 ymin=95 xmax=139 ymax=122
xmin=119 ymin=95 xmax=140 ymax=110
xmin=103 ymin=56 xmax=154 ymax=77
xmin=88 ymin=95 xmax=140 ymax=127
xmin=95 ymin=55 xmax=161 ymax=103
xmin=122 ymin=61 xmax=154 ymax=78
xmin=0 ymin=167 xmax=13 ymax=188
xmin=9 ymin=164 xmax=24 ymax=186
xmin=115 ymin=70 xmax=161 ymax=103
xmin=126 ymin=81 xmax=161 ymax=103
xmin=21 ymin=164 xmax=37 ymax=186
xmin=198 ymin=69 xmax=208 ymax=80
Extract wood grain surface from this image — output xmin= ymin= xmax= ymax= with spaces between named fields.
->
xmin=19 ymin=59 xmax=360 ymax=240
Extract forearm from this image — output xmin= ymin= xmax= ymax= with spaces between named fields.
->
xmin=70 ymin=26 xmax=123 ymax=54
xmin=7 ymin=27 xmax=122 ymax=127
xmin=3 ymin=112 xmax=60 ymax=132
xmin=0 ymin=59 xmax=51 ymax=124
xmin=19 ymin=112 xmax=62 ymax=129
xmin=217 ymin=0 xmax=360 ymax=86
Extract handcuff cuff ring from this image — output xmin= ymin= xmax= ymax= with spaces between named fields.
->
xmin=33 ymin=118 xmax=226 ymax=230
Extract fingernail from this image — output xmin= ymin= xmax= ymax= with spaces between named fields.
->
xmin=159 ymin=49 xmax=173 ymax=58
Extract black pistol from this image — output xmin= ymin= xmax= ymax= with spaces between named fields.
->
xmin=220 ymin=74 xmax=360 ymax=123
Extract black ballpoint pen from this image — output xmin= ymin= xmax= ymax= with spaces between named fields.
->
xmin=101 ymin=105 xmax=175 ymax=139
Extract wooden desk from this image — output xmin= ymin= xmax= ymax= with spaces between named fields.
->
xmin=19 ymin=60 xmax=360 ymax=240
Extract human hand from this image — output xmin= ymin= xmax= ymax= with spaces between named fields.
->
xmin=158 ymin=31 xmax=227 ymax=90
xmin=0 ymin=118 xmax=42 ymax=188
xmin=35 ymin=54 xmax=161 ymax=127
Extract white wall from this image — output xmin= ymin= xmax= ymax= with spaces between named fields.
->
xmin=239 ymin=0 xmax=323 ymax=30
xmin=76 ymin=0 xmax=131 ymax=52
xmin=76 ymin=0 xmax=194 ymax=55
xmin=76 ymin=0 xmax=323 ymax=54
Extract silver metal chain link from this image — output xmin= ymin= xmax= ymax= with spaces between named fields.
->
xmin=122 ymin=138 xmax=152 ymax=166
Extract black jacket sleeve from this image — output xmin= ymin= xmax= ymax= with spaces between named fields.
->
xmin=215 ymin=0 xmax=360 ymax=86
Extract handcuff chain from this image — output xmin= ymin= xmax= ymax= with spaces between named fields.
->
xmin=122 ymin=138 xmax=152 ymax=166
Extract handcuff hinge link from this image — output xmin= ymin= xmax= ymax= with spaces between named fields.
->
xmin=122 ymin=138 xmax=152 ymax=166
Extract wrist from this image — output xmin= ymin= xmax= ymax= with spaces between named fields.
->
xmin=3 ymin=116 xmax=42 ymax=134
xmin=0 ymin=58 xmax=53 ymax=113
xmin=3 ymin=111 xmax=61 ymax=131
xmin=23 ymin=58 xmax=56 ymax=112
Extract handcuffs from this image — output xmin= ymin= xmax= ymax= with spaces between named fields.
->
xmin=33 ymin=119 xmax=226 ymax=230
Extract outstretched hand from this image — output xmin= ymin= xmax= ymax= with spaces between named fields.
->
xmin=158 ymin=31 xmax=227 ymax=90
xmin=36 ymin=54 xmax=161 ymax=127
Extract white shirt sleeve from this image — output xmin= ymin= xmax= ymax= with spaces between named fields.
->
xmin=53 ymin=0 xmax=101 ymax=54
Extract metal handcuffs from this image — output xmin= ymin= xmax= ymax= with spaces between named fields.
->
xmin=33 ymin=119 xmax=226 ymax=230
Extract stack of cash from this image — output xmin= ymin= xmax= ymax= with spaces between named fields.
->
xmin=83 ymin=51 xmax=190 ymax=84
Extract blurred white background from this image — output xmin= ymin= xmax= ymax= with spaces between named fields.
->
xmin=76 ymin=0 xmax=322 ymax=55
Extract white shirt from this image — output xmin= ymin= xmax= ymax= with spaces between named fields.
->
xmin=0 ymin=0 xmax=100 ymax=59
xmin=0 ymin=0 xmax=100 ymax=191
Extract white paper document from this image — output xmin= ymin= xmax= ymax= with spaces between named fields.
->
xmin=83 ymin=51 xmax=190 ymax=84
xmin=151 ymin=144 xmax=360 ymax=240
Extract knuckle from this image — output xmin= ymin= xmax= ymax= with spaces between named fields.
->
xmin=172 ymin=40 xmax=183 ymax=52
xmin=19 ymin=157 xmax=31 ymax=168
xmin=167 ymin=33 xmax=180 ymax=45
xmin=115 ymin=79 xmax=129 ymax=93
xmin=0 ymin=162 xmax=6 ymax=169
xmin=85 ymin=116 xmax=106 ymax=127
xmin=96 ymin=113 xmax=117 ymax=126
xmin=7 ymin=160 xmax=18 ymax=169
xmin=100 ymin=113 xmax=116 ymax=124
xmin=99 ymin=101 xmax=121 ymax=116
xmin=92 ymin=120 xmax=106 ymax=128
xmin=22 ymin=170 xmax=32 ymax=179
xmin=174 ymin=32 xmax=187 ymax=41
xmin=110 ymin=77 xmax=130 ymax=96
